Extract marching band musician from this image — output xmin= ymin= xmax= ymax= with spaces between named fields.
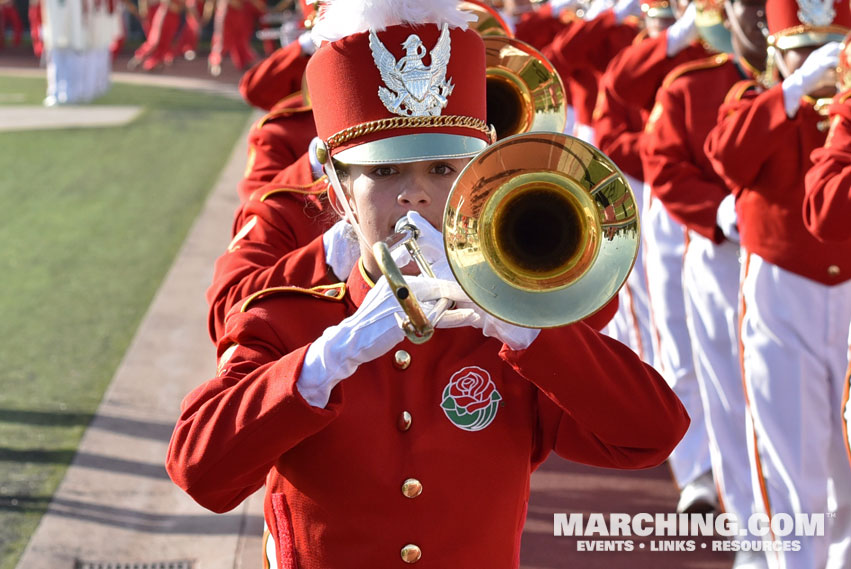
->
xmin=166 ymin=2 xmax=690 ymax=567
xmin=591 ymin=0 xmax=677 ymax=392
xmin=603 ymin=0 xmax=718 ymax=516
xmin=641 ymin=0 xmax=769 ymax=563
xmin=803 ymin=67 xmax=851 ymax=470
xmin=206 ymin=2 xmax=620 ymax=345
xmin=704 ymin=0 xmax=851 ymax=565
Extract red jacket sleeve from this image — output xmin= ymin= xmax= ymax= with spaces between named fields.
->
xmin=167 ymin=309 xmax=342 ymax=512
xmin=207 ymin=195 xmax=334 ymax=343
xmin=501 ymin=324 xmax=690 ymax=470
xmin=704 ymin=84 xmax=801 ymax=195
xmin=642 ymin=82 xmax=727 ymax=242
xmin=237 ymin=108 xmax=317 ymax=203
xmin=239 ymin=40 xmax=310 ymax=111
xmin=804 ymin=95 xmax=851 ymax=242
xmin=593 ymin=66 xmax=646 ymax=180
xmin=513 ymin=8 xmax=568 ymax=51
xmin=543 ymin=10 xmax=638 ymax=78
xmin=608 ymin=32 xmax=709 ymax=112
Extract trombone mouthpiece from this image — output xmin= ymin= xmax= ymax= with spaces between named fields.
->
xmin=394 ymin=216 xmax=419 ymax=237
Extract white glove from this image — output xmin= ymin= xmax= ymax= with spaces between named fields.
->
xmin=665 ymin=2 xmax=698 ymax=57
xmin=781 ymin=41 xmax=841 ymax=118
xmin=297 ymin=275 xmax=453 ymax=407
xmin=403 ymin=243 xmax=541 ymax=351
xmin=298 ymin=30 xmax=316 ymax=56
xmin=715 ymin=193 xmax=739 ymax=243
xmin=583 ymin=0 xmax=614 ymax=20
xmin=613 ymin=0 xmax=641 ymax=23
xmin=389 ymin=210 xmax=449 ymax=274
xmin=322 ymin=219 xmax=360 ymax=280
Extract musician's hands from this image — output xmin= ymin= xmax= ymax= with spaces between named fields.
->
xmin=665 ymin=2 xmax=698 ymax=56
xmin=297 ymin=276 xmax=452 ymax=407
xmin=716 ymin=193 xmax=739 ymax=243
xmin=392 ymin=211 xmax=446 ymax=271
xmin=782 ymin=41 xmax=841 ymax=117
xmin=435 ymin=294 xmax=541 ymax=351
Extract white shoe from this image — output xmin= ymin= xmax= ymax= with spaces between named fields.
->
xmin=676 ymin=470 xmax=719 ymax=514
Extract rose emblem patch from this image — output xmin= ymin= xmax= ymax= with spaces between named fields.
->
xmin=440 ymin=366 xmax=501 ymax=431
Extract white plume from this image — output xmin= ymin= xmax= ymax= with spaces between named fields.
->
xmin=312 ymin=0 xmax=474 ymax=44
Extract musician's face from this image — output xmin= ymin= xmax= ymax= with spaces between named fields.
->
xmin=338 ymin=157 xmax=470 ymax=278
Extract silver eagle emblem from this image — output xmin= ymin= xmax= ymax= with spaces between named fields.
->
xmin=369 ymin=23 xmax=455 ymax=117
xmin=797 ymin=0 xmax=836 ymax=27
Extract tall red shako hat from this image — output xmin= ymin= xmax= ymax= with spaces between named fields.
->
xmin=766 ymin=0 xmax=851 ymax=50
xmin=306 ymin=0 xmax=492 ymax=165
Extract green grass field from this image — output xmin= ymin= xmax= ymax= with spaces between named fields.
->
xmin=0 ymin=75 xmax=251 ymax=569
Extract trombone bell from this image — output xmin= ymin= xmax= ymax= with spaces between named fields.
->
xmin=444 ymin=132 xmax=639 ymax=328
xmin=484 ymin=37 xmax=567 ymax=139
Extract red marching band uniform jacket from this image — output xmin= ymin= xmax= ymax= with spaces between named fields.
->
xmin=238 ymin=93 xmax=317 ymax=203
xmin=642 ymin=53 xmax=749 ymax=243
xmin=704 ymin=82 xmax=851 ymax=285
xmin=606 ymin=28 xmax=712 ymax=113
xmin=169 ymin=262 xmax=690 ymax=569
xmin=543 ymin=10 xmax=639 ymax=127
xmin=208 ymin=174 xmax=333 ymax=342
xmin=804 ymin=89 xmax=851 ymax=243
xmin=239 ymin=39 xmax=312 ymax=111
xmin=592 ymin=29 xmax=652 ymax=181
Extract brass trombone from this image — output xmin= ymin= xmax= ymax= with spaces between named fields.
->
xmin=374 ymin=132 xmax=640 ymax=342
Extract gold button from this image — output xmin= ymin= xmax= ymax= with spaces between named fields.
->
xmin=397 ymin=411 xmax=412 ymax=432
xmin=394 ymin=350 xmax=411 ymax=370
xmin=401 ymin=478 xmax=422 ymax=498
xmin=400 ymin=544 xmax=422 ymax=563
xmin=828 ymin=265 xmax=840 ymax=276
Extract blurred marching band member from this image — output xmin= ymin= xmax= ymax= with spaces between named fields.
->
xmin=29 ymin=0 xmax=43 ymax=57
xmin=803 ymin=60 xmax=851 ymax=470
xmin=643 ymin=0 xmax=770 ymax=563
xmin=600 ymin=0 xmax=719 ymax=515
xmin=704 ymin=0 xmax=851 ymax=564
xmin=42 ymin=0 xmax=120 ymax=104
xmin=591 ymin=0 xmax=676 ymax=403
xmin=0 ymin=0 xmax=22 ymax=48
xmin=208 ymin=0 xmax=263 ymax=75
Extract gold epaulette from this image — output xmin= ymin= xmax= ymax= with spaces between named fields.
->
xmin=254 ymin=176 xmax=329 ymax=202
xmin=662 ymin=53 xmax=730 ymax=90
xmin=723 ymin=79 xmax=759 ymax=105
xmin=835 ymin=89 xmax=851 ymax=104
xmin=631 ymin=28 xmax=649 ymax=45
xmin=239 ymin=283 xmax=347 ymax=313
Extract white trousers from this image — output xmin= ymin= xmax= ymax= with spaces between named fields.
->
xmin=740 ymin=252 xmax=851 ymax=569
xmin=845 ymin=325 xmax=851 ymax=473
xmin=604 ymin=174 xmax=655 ymax=365
xmin=683 ymin=233 xmax=758 ymax=534
xmin=643 ymin=191 xmax=712 ymax=487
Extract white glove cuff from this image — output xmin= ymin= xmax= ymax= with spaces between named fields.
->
xmin=297 ymin=332 xmax=354 ymax=408
xmin=665 ymin=3 xmax=697 ymax=56
xmin=323 ymin=220 xmax=359 ymax=281
xmin=715 ymin=193 xmax=740 ymax=243
xmin=298 ymin=30 xmax=316 ymax=56
xmin=781 ymin=74 xmax=804 ymax=118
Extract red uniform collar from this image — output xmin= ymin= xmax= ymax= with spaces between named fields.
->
xmin=346 ymin=258 xmax=375 ymax=308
